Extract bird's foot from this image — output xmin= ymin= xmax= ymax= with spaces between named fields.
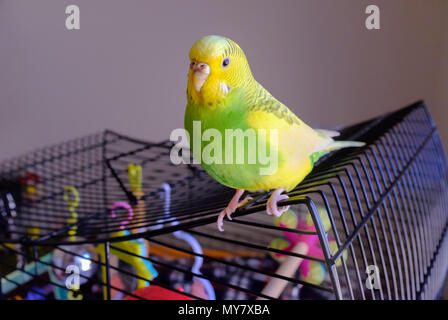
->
xmin=217 ymin=189 xmax=252 ymax=232
xmin=266 ymin=188 xmax=290 ymax=217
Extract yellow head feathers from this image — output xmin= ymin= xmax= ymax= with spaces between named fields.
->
xmin=187 ymin=35 xmax=254 ymax=106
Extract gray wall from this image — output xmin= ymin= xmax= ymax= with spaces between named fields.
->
xmin=437 ymin=0 xmax=448 ymax=143
xmin=1 ymin=0 xmax=447 ymax=160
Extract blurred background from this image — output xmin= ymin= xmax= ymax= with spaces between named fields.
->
xmin=0 ymin=0 xmax=447 ymax=160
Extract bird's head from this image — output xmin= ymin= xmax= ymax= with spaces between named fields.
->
xmin=187 ymin=35 xmax=254 ymax=106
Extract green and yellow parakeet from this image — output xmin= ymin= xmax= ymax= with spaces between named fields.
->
xmin=184 ymin=35 xmax=364 ymax=231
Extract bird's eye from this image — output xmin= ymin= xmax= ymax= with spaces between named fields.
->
xmin=190 ymin=61 xmax=195 ymax=69
xmin=222 ymin=57 xmax=230 ymax=68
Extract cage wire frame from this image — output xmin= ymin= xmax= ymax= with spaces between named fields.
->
xmin=0 ymin=100 xmax=447 ymax=300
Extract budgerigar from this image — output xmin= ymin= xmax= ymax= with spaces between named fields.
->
xmin=184 ymin=35 xmax=364 ymax=231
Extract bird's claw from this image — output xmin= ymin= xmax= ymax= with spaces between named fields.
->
xmin=266 ymin=188 xmax=290 ymax=217
xmin=217 ymin=210 xmax=226 ymax=232
xmin=226 ymin=207 xmax=233 ymax=221
xmin=216 ymin=191 xmax=252 ymax=232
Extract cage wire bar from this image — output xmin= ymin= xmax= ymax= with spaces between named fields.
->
xmin=0 ymin=100 xmax=447 ymax=300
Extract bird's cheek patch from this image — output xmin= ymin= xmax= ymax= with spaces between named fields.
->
xmin=220 ymin=82 xmax=231 ymax=96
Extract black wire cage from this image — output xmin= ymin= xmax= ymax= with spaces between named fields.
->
xmin=0 ymin=100 xmax=447 ymax=300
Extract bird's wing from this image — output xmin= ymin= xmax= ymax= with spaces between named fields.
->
xmin=244 ymin=84 xmax=364 ymax=166
xmin=246 ymin=83 xmax=303 ymax=128
xmin=245 ymin=84 xmax=332 ymax=155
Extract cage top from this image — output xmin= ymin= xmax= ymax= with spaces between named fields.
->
xmin=0 ymin=100 xmax=438 ymax=246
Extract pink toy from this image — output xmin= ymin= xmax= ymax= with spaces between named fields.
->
xmin=262 ymin=209 xmax=346 ymax=299
xmin=110 ymin=202 xmax=134 ymax=230
xmin=275 ymin=218 xmax=326 ymax=279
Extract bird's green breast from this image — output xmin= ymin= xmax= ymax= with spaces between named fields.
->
xmin=184 ymin=89 xmax=284 ymax=190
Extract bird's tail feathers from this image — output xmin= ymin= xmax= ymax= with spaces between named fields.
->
xmin=315 ymin=129 xmax=341 ymax=138
xmin=324 ymin=140 xmax=366 ymax=152
xmin=310 ymin=140 xmax=365 ymax=165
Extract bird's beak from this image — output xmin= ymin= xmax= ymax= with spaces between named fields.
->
xmin=191 ymin=62 xmax=210 ymax=92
